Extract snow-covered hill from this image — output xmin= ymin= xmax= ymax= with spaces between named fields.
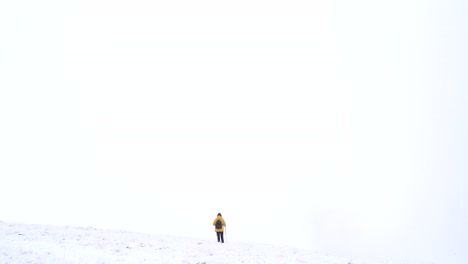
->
xmin=0 ymin=221 xmax=387 ymax=264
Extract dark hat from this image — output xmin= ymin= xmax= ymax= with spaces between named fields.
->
xmin=217 ymin=213 xmax=222 ymax=216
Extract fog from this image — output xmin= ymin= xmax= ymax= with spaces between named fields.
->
xmin=1 ymin=1 xmax=467 ymax=263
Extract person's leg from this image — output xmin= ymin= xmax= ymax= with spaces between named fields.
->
xmin=220 ymin=232 xmax=224 ymax=243
xmin=216 ymin=232 xmax=221 ymax=242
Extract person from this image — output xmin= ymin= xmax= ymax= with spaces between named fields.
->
xmin=213 ymin=213 xmax=226 ymax=243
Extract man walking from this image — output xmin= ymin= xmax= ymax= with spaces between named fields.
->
xmin=213 ymin=213 xmax=226 ymax=243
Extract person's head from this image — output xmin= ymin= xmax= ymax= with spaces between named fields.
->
xmin=217 ymin=213 xmax=222 ymax=217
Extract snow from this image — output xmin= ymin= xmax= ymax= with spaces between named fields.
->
xmin=0 ymin=221 xmax=403 ymax=264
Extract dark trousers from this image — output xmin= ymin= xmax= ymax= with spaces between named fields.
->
xmin=216 ymin=232 xmax=224 ymax=243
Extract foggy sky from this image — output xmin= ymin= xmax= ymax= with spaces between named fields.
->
xmin=1 ymin=1 xmax=467 ymax=263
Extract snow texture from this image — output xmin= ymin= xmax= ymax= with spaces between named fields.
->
xmin=0 ymin=221 xmax=399 ymax=264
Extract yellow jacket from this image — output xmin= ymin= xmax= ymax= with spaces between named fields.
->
xmin=213 ymin=216 xmax=226 ymax=232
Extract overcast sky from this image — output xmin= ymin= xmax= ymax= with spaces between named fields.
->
xmin=1 ymin=0 xmax=467 ymax=263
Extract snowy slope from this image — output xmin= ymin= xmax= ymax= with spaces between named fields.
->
xmin=0 ymin=221 xmax=388 ymax=264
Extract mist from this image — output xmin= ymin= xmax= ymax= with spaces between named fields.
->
xmin=1 ymin=0 xmax=467 ymax=263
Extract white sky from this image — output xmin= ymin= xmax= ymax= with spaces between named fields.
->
xmin=1 ymin=0 xmax=467 ymax=263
